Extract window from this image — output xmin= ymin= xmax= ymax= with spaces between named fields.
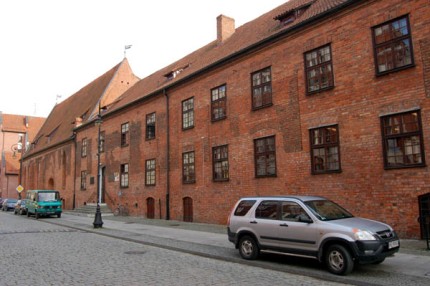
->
xmin=254 ymin=136 xmax=277 ymax=177
xmin=372 ymin=16 xmax=414 ymax=75
xmin=234 ymin=200 xmax=256 ymax=216
xmin=381 ymin=111 xmax=425 ymax=169
xmin=80 ymin=171 xmax=87 ymax=190
xmin=182 ymin=151 xmax=195 ymax=183
xmin=146 ymin=113 xmax=156 ymax=140
xmin=211 ymin=85 xmax=227 ymax=121
xmin=310 ymin=125 xmax=341 ymax=174
xmin=182 ymin=97 xmax=194 ymax=129
xmin=121 ymin=122 xmax=129 ymax=147
xmin=99 ymin=131 xmax=105 ymax=153
xmin=81 ymin=138 xmax=87 ymax=157
xmin=281 ymin=201 xmax=309 ymax=222
xmin=213 ymin=145 xmax=229 ymax=181
xmin=305 ymin=44 xmax=334 ymax=94
xmin=255 ymin=201 xmax=278 ymax=220
xmin=251 ymin=67 xmax=272 ymax=109
xmin=120 ymin=163 xmax=129 ymax=188
xmin=145 ymin=159 xmax=156 ymax=186
xmin=274 ymin=4 xmax=311 ymax=26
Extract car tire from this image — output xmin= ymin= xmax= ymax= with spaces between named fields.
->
xmin=35 ymin=211 xmax=39 ymax=219
xmin=27 ymin=211 xmax=30 ymax=217
xmin=325 ymin=244 xmax=354 ymax=275
xmin=238 ymin=235 xmax=260 ymax=260
xmin=57 ymin=213 xmax=61 ymax=218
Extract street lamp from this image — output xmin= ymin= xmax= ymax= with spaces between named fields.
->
xmin=11 ymin=143 xmax=22 ymax=159
xmin=93 ymin=107 xmax=104 ymax=228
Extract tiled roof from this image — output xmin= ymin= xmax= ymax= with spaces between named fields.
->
xmin=1 ymin=114 xmax=45 ymax=141
xmin=107 ymin=0 xmax=351 ymax=112
xmin=24 ymin=59 xmax=136 ymax=157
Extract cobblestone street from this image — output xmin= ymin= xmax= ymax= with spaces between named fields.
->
xmin=0 ymin=212 xmax=347 ymax=286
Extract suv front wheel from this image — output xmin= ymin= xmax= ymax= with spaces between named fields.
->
xmin=325 ymin=244 xmax=354 ymax=275
xmin=238 ymin=235 xmax=259 ymax=260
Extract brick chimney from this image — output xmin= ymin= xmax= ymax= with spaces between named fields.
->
xmin=217 ymin=15 xmax=235 ymax=45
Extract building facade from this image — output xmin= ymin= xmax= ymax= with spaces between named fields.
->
xmin=22 ymin=0 xmax=430 ymax=238
xmin=0 ymin=113 xmax=45 ymax=199
xmin=20 ymin=59 xmax=140 ymax=210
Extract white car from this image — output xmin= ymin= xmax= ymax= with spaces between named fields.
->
xmin=227 ymin=196 xmax=400 ymax=275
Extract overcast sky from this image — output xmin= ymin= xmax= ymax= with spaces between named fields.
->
xmin=0 ymin=0 xmax=287 ymax=118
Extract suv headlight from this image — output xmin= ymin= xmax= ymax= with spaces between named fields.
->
xmin=353 ymin=228 xmax=376 ymax=240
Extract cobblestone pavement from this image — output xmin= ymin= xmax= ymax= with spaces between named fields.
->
xmin=0 ymin=212 xmax=348 ymax=286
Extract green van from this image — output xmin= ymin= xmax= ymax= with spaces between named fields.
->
xmin=26 ymin=190 xmax=62 ymax=219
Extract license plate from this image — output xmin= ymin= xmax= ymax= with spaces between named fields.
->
xmin=389 ymin=240 xmax=399 ymax=249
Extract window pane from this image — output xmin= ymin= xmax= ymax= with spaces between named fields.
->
xmin=256 ymin=201 xmax=278 ymax=219
xmin=254 ymin=136 xmax=276 ymax=177
xmin=394 ymin=39 xmax=412 ymax=67
xmin=310 ymin=126 xmax=340 ymax=173
xmin=382 ymin=111 xmax=424 ymax=168
xmin=305 ymin=45 xmax=333 ymax=94
xmin=213 ymin=146 xmax=229 ymax=180
xmin=252 ymin=67 xmax=272 ymax=109
xmin=373 ymin=16 xmax=414 ymax=74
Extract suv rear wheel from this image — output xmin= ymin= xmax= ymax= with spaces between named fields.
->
xmin=238 ymin=235 xmax=259 ymax=260
xmin=325 ymin=244 xmax=354 ymax=275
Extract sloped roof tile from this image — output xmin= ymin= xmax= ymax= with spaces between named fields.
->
xmin=107 ymin=0 xmax=351 ymax=112
xmin=25 ymin=58 xmax=137 ymax=157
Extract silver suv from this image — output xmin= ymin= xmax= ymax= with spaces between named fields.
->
xmin=227 ymin=196 xmax=400 ymax=275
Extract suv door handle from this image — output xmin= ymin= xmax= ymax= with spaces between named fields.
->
xmin=250 ymin=221 xmax=257 ymax=224
xmin=279 ymin=223 xmax=289 ymax=227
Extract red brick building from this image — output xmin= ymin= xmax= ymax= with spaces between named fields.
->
xmin=0 ymin=113 xmax=45 ymax=199
xmin=22 ymin=0 xmax=430 ymax=238
xmin=21 ymin=59 xmax=140 ymax=210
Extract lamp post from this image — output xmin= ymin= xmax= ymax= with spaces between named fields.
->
xmin=11 ymin=143 xmax=22 ymax=199
xmin=93 ymin=108 xmax=104 ymax=228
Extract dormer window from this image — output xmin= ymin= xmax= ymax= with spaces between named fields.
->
xmin=47 ymin=126 xmax=60 ymax=143
xmin=164 ymin=64 xmax=190 ymax=80
xmin=274 ymin=2 xmax=312 ymax=26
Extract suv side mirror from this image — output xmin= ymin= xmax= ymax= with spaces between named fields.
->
xmin=298 ymin=214 xmax=313 ymax=223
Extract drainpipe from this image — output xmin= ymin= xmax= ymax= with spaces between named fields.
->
xmin=72 ymin=132 xmax=77 ymax=209
xmin=164 ymin=89 xmax=170 ymax=220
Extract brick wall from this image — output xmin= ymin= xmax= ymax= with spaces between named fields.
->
xmin=23 ymin=0 xmax=430 ymax=238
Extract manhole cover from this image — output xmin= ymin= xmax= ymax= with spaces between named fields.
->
xmin=124 ymin=251 xmax=146 ymax=255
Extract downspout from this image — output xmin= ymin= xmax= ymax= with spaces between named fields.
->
xmin=72 ymin=131 xmax=77 ymax=209
xmin=164 ymin=89 xmax=170 ymax=220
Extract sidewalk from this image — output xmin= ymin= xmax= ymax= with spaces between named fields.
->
xmin=47 ymin=212 xmax=430 ymax=284
xmin=61 ymin=212 xmax=430 ymax=256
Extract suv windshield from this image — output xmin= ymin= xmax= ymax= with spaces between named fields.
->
xmin=305 ymin=199 xmax=353 ymax=221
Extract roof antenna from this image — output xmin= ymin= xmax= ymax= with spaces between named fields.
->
xmin=124 ymin=45 xmax=132 ymax=57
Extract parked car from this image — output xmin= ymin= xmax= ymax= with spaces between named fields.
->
xmin=227 ymin=196 xmax=400 ymax=275
xmin=1 ymin=199 xmax=18 ymax=211
xmin=26 ymin=190 xmax=62 ymax=219
xmin=0 ymin=198 xmax=3 ymax=208
xmin=14 ymin=199 xmax=27 ymax=215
